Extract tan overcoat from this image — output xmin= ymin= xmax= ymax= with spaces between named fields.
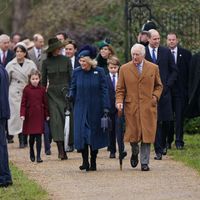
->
xmin=116 ymin=59 xmax=163 ymax=143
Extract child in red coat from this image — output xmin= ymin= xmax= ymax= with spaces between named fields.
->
xmin=20 ymin=69 xmax=49 ymax=163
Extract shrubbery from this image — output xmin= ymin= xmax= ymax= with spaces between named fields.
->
xmin=184 ymin=117 xmax=200 ymax=134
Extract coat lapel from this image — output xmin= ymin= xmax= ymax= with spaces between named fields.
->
xmin=128 ymin=61 xmax=139 ymax=79
xmin=140 ymin=60 xmax=149 ymax=81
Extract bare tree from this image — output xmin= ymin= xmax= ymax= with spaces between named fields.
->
xmin=12 ymin=0 xmax=31 ymax=34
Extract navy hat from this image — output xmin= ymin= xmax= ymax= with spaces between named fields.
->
xmin=78 ymin=45 xmax=97 ymax=59
xmin=141 ymin=20 xmax=157 ymax=31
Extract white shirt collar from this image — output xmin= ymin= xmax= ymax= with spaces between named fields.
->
xmin=71 ymin=56 xmax=75 ymax=69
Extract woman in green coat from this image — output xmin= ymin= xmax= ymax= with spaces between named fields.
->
xmin=42 ymin=38 xmax=72 ymax=160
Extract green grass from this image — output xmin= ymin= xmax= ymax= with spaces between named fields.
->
xmin=0 ymin=163 xmax=48 ymax=200
xmin=168 ymin=134 xmax=200 ymax=174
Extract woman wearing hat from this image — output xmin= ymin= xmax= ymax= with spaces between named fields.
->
xmin=96 ymin=40 xmax=115 ymax=74
xmin=6 ymin=42 xmax=37 ymax=148
xmin=41 ymin=38 xmax=72 ymax=160
xmin=69 ymin=45 xmax=110 ymax=171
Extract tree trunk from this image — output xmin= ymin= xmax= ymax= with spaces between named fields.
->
xmin=12 ymin=0 xmax=31 ymax=35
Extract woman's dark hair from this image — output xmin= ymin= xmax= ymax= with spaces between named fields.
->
xmin=14 ymin=45 xmax=29 ymax=58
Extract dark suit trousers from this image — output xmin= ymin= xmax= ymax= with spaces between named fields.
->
xmin=168 ymin=96 xmax=187 ymax=147
xmin=109 ymin=113 xmax=125 ymax=154
xmin=154 ymin=121 xmax=170 ymax=154
xmin=0 ymin=119 xmax=12 ymax=184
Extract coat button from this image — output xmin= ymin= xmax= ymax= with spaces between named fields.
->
xmin=17 ymin=81 xmax=20 ymax=83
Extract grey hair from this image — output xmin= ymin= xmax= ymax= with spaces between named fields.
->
xmin=0 ymin=34 xmax=10 ymax=43
xmin=131 ymin=43 xmax=146 ymax=56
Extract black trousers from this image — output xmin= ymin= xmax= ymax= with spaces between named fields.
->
xmin=167 ymin=96 xmax=187 ymax=147
xmin=0 ymin=119 xmax=12 ymax=185
xmin=154 ymin=121 xmax=170 ymax=154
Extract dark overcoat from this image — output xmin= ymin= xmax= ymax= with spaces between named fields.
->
xmin=145 ymin=46 xmax=178 ymax=121
xmin=186 ymin=53 xmax=200 ymax=118
xmin=41 ymin=55 xmax=72 ymax=141
xmin=70 ymin=66 xmax=110 ymax=151
xmin=0 ymin=49 xmax=15 ymax=67
xmin=20 ymin=84 xmax=49 ymax=135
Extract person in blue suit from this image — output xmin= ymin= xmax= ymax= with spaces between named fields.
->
xmin=0 ymin=63 xmax=13 ymax=187
xmin=106 ymin=56 xmax=127 ymax=159
xmin=145 ymin=29 xmax=178 ymax=160
xmin=69 ymin=45 xmax=110 ymax=171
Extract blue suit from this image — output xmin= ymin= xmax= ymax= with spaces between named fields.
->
xmin=0 ymin=64 xmax=12 ymax=186
xmin=145 ymin=46 xmax=178 ymax=155
xmin=70 ymin=67 xmax=110 ymax=150
xmin=106 ymin=74 xmax=125 ymax=155
xmin=0 ymin=49 xmax=15 ymax=67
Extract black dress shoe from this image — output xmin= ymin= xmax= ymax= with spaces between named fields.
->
xmin=79 ymin=163 xmax=90 ymax=171
xmin=89 ymin=165 xmax=96 ymax=171
xmin=176 ymin=145 xmax=183 ymax=150
xmin=36 ymin=158 xmax=43 ymax=163
xmin=130 ymin=153 xmax=138 ymax=168
xmin=119 ymin=151 xmax=127 ymax=160
xmin=109 ymin=153 xmax=116 ymax=159
xmin=45 ymin=150 xmax=51 ymax=155
xmin=154 ymin=153 xmax=162 ymax=160
xmin=0 ymin=183 xmax=7 ymax=188
xmin=163 ymin=148 xmax=167 ymax=155
xmin=141 ymin=164 xmax=150 ymax=171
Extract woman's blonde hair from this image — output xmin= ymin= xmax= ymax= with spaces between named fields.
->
xmin=83 ymin=56 xmax=97 ymax=68
xmin=28 ymin=69 xmax=41 ymax=84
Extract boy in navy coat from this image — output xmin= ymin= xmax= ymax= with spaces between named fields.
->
xmin=106 ymin=56 xmax=127 ymax=159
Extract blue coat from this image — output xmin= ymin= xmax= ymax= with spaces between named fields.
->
xmin=0 ymin=64 xmax=10 ymax=120
xmin=70 ymin=66 xmax=110 ymax=150
xmin=145 ymin=46 xmax=178 ymax=121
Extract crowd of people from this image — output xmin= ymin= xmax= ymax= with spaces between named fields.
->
xmin=0 ymin=24 xmax=200 ymax=187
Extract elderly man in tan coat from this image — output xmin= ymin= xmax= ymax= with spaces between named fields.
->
xmin=116 ymin=44 xmax=163 ymax=171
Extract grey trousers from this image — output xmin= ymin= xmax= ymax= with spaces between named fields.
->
xmin=130 ymin=142 xmax=151 ymax=165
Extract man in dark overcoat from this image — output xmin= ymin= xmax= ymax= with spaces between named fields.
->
xmin=0 ymin=64 xmax=13 ymax=187
xmin=186 ymin=53 xmax=200 ymax=118
xmin=145 ymin=29 xmax=178 ymax=160
xmin=166 ymin=33 xmax=192 ymax=149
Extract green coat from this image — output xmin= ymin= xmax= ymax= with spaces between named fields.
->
xmin=41 ymin=55 xmax=72 ymax=141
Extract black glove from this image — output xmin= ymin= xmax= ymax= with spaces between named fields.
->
xmin=104 ymin=108 xmax=109 ymax=115
xmin=65 ymin=94 xmax=73 ymax=102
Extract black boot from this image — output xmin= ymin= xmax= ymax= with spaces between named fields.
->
xmin=79 ymin=145 xmax=89 ymax=171
xmin=23 ymin=135 xmax=28 ymax=147
xmin=29 ymin=135 xmax=35 ymax=162
xmin=18 ymin=133 xmax=25 ymax=148
xmin=36 ymin=135 xmax=43 ymax=163
xmin=56 ymin=141 xmax=68 ymax=160
xmin=90 ymin=148 xmax=98 ymax=171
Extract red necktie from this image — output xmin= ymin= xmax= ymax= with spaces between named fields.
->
xmin=2 ymin=51 xmax=6 ymax=65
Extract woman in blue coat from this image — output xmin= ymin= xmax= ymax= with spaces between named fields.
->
xmin=69 ymin=45 xmax=110 ymax=171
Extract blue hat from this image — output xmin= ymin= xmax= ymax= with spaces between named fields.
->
xmin=78 ymin=45 xmax=97 ymax=59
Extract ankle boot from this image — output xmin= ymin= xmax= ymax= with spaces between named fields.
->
xmin=57 ymin=141 xmax=68 ymax=160
xmin=79 ymin=145 xmax=89 ymax=171
xmin=18 ymin=133 xmax=25 ymax=148
xmin=90 ymin=149 xmax=98 ymax=171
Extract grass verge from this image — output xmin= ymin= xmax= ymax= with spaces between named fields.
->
xmin=0 ymin=162 xmax=48 ymax=200
xmin=168 ymin=134 xmax=200 ymax=174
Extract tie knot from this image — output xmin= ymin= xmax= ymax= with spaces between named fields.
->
xmin=113 ymin=74 xmax=115 ymax=78
xmin=171 ymin=50 xmax=175 ymax=54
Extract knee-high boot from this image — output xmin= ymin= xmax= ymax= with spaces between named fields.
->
xmin=79 ymin=144 xmax=89 ymax=171
xmin=18 ymin=133 xmax=25 ymax=148
xmin=56 ymin=141 xmax=68 ymax=160
xmin=36 ymin=135 xmax=43 ymax=163
xmin=90 ymin=148 xmax=98 ymax=171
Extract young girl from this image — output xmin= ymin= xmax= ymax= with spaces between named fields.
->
xmin=20 ymin=69 xmax=49 ymax=163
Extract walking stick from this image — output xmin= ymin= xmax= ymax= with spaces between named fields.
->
xmin=118 ymin=110 xmax=123 ymax=171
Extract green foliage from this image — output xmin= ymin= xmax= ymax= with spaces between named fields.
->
xmin=184 ymin=117 xmax=200 ymax=135
xmin=168 ymin=134 xmax=200 ymax=174
xmin=0 ymin=163 xmax=48 ymax=200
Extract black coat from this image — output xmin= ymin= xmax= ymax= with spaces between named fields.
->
xmin=186 ymin=53 xmax=200 ymax=118
xmin=145 ymin=46 xmax=178 ymax=121
xmin=0 ymin=49 xmax=15 ymax=67
xmin=171 ymin=46 xmax=192 ymax=99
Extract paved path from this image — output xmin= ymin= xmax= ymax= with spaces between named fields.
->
xmin=8 ymin=141 xmax=200 ymax=200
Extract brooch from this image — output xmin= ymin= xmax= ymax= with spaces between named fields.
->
xmin=94 ymin=71 xmax=98 ymax=74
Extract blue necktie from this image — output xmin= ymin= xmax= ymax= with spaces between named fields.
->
xmin=152 ymin=48 xmax=156 ymax=63
xmin=136 ymin=64 xmax=142 ymax=75
xmin=112 ymin=74 xmax=116 ymax=89
xmin=171 ymin=50 xmax=176 ymax=64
